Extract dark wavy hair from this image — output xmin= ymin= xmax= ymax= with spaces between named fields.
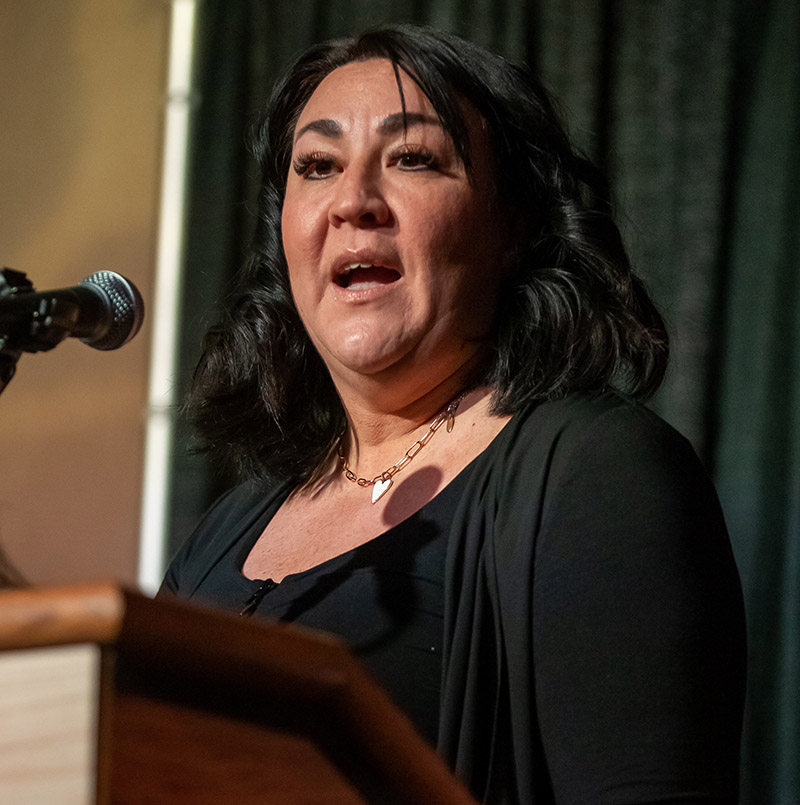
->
xmin=186 ymin=24 xmax=669 ymax=485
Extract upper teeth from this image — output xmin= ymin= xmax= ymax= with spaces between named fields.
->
xmin=341 ymin=262 xmax=374 ymax=274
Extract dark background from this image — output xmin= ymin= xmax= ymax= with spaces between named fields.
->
xmin=166 ymin=2 xmax=799 ymax=800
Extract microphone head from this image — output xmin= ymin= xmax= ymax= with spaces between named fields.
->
xmin=79 ymin=271 xmax=145 ymax=350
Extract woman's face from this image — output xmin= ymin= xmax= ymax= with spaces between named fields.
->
xmin=282 ymin=59 xmax=508 ymax=394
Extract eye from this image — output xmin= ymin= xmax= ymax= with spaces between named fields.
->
xmin=292 ymin=151 xmax=338 ymax=180
xmin=391 ymin=146 xmax=439 ymax=171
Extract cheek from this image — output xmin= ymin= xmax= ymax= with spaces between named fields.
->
xmin=280 ymin=198 xmax=297 ymax=261
xmin=420 ymin=192 xmax=496 ymax=268
xmin=281 ymin=197 xmax=307 ymax=263
xmin=281 ymin=205 xmax=312 ymax=315
xmin=426 ymin=195 xmax=507 ymax=317
xmin=281 ymin=186 xmax=326 ymax=260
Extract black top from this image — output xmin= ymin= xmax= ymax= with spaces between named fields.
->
xmin=161 ymin=392 xmax=746 ymax=803
xmin=160 ymin=458 xmax=475 ymax=745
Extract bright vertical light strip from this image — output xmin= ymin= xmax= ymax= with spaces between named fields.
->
xmin=137 ymin=0 xmax=197 ymax=594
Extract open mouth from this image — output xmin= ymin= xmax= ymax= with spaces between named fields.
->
xmin=335 ymin=263 xmax=401 ymax=290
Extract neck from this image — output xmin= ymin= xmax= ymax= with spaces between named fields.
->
xmin=333 ymin=357 xmax=483 ymax=455
xmin=337 ymin=389 xmax=472 ymax=502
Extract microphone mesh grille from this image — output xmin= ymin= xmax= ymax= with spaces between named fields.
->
xmin=80 ymin=271 xmax=145 ymax=350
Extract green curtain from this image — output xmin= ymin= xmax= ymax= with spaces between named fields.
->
xmin=168 ymin=1 xmax=800 ymax=799
xmin=714 ymin=0 xmax=800 ymax=798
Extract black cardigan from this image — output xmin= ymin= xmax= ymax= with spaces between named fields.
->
xmin=162 ymin=392 xmax=746 ymax=803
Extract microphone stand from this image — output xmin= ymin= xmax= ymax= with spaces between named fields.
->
xmin=0 ymin=342 xmax=20 ymax=396
xmin=0 ymin=268 xmax=28 ymax=396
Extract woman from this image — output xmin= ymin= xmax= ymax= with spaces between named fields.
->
xmin=161 ymin=25 xmax=746 ymax=803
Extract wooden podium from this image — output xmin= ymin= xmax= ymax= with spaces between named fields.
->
xmin=0 ymin=584 xmax=474 ymax=803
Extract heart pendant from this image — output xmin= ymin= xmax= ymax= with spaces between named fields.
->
xmin=371 ymin=477 xmax=393 ymax=504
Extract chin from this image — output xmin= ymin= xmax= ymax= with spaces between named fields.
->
xmin=334 ymin=349 xmax=405 ymax=378
xmin=315 ymin=333 xmax=405 ymax=378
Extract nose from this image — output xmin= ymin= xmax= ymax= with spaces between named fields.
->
xmin=328 ymin=163 xmax=390 ymax=228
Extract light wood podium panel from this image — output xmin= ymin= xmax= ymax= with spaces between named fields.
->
xmin=0 ymin=584 xmax=474 ymax=804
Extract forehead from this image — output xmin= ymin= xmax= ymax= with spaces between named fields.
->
xmin=294 ymin=59 xmax=439 ymax=136
xmin=290 ymin=57 xmax=499 ymax=195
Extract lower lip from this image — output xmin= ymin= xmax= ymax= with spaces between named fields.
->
xmin=330 ymin=278 xmax=401 ymax=302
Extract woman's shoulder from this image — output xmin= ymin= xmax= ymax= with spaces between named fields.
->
xmin=485 ymin=390 xmax=719 ymax=535
xmin=187 ymin=480 xmax=280 ymax=546
xmin=517 ymin=389 xmax=681 ymax=440
xmin=159 ymin=478 xmax=288 ymax=597
xmin=500 ymin=390 xmax=695 ymax=474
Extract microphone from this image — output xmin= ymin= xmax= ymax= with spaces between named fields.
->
xmin=0 ymin=270 xmax=145 ymax=352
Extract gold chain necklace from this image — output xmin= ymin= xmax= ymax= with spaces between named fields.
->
xmin=338 ymin=392 xmax=467 ymax=504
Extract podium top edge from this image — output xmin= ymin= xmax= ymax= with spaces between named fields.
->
xmin=0 ymin=582 xmax=128 ymax=650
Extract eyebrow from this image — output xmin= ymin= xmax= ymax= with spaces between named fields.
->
xmin=293 ymin=111 xmax=443 ymax=143
xmin=294 ymin=118 xmax=341 ymax=142
xmin=377 ymin=112 xmax=442 ymax=135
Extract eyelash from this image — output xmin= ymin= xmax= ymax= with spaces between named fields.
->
xmin=292 ymin=151 xmax=335 ymax=180
xmin=291 ymin=145 xmax=440 ymax=180
xmin=390 ymin=145 xmax=440 ymax=171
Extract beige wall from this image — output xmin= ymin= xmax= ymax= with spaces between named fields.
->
xmin=0 ymin=1 xmax=169 ymax=586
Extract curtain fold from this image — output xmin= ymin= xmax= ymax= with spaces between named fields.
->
xmin=714 ymin=0 xmax=800 ymax=797
xmin=168 ymin=2 xmax=799 ymax=799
